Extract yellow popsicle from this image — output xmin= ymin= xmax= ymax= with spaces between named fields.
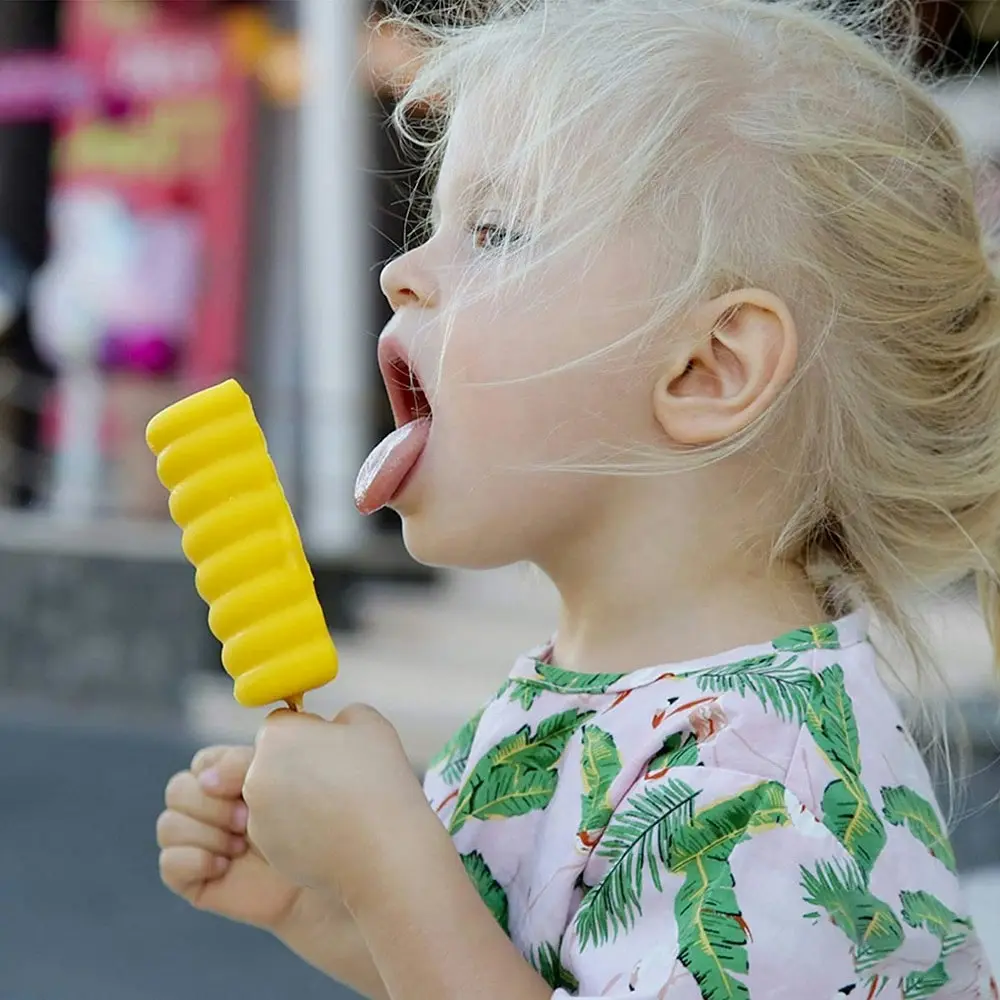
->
xmin=145 ymin=378 xmax=338 ymax=709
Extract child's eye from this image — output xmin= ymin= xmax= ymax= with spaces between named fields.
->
xmin=471 ymin=222 xmax=523 ymax=251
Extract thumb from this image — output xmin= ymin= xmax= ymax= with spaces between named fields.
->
xmin=197 ymin=745 xmax=254 ymax=799
xmin=333 ymin=702 xmax=391 ymax=727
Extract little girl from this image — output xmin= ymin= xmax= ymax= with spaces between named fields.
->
xmin=157 ymin=1 xmax=1000 ymax=998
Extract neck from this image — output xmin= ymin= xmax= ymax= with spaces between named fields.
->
xmin=536 ymin=485 xmax=826 ymax=675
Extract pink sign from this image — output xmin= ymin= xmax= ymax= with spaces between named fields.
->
xmin=0 ymin=53 xmax=97 ymax=121
xmin=53 ymin=0 xmax=255 ymax=385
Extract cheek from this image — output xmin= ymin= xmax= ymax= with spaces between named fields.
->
xmin=433 ymin=290 xmax=659 ymax=462
xmin=440 ymin=348 xmax=652 ymax=465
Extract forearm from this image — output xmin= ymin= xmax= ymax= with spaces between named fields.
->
xmin=346 ymin=817 xmax=552 ymax=1000
xmin=274 ymin=890 xmax=389 ymax=1000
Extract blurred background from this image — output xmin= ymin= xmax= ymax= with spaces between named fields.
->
xmin=0 ymin=0 xmax=996 ymax=997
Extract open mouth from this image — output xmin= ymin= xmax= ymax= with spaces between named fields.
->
xmin=357 ymin=337 xmax=435 ymax=515
xmin=379 ymin=341 xmax=432 ymax=428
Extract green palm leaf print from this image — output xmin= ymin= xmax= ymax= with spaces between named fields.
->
xmin=534 ymin=661 xmax=627 ymax=692
xmin=574 ymin=779 xmax=698 ymax=949
xmin=578 ymin=727 xmax=623 ymax=840
xmin=506 ymin=708 xmax=598 ymax=769
xmin=675 ymin=871 xmax=748 ymax=1000
xmin=449 ymin=709 xmax=595 ymax=834
xmin=508 ymin=663 xmax=626 ymax=711
xmin=902 ymin=962 xmax=949 ymax=1000
xmin=805 ymin=665 xmax=862 ymax=775
xmin=509 ymin=681 xmax=542 ymax=711
xmin=693 ymin=653 xmax=819 ymax=723
xmin=899 ymin=891 xmax=971 ymax=957
xmin=670 ymin=781 xmax=791 ymax=1000
xmin=646 ymin=731 xmax=699 ymax=778
xmin=461 ymin=852 xmax=509 ymax=934
xmin=820 ymin=779 xmax=887 ymax=882
xmin=806 ymin=665 xmax=887 ymax=879
xmin=430 ymin=706 xmax=487 ymax=786
xmin=450 ymin=766 xmax=559 ymax=833
xmin=528 ymin=942 xmax=580 ymax=993
xmin=801 ymin=860 xmax=904 ymax=973
xmin=882 ymin=787 xmax=957 ymax=874
xmin=772 ymin=623 xmax=840 ymax=651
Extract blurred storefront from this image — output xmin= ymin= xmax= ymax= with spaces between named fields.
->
xmin=0 ymin=0 xmax=429 ymax=709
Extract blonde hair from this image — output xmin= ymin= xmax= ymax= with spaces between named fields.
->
xmin=385 ymin=0 xmax=1000 ymax=699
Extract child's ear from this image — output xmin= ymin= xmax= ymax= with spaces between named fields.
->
xmin=652 ymin=290 xmax=798 ymax=446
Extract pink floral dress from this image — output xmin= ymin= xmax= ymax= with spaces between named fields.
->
xmin=423 ymin=612 xmax=995 ymax=999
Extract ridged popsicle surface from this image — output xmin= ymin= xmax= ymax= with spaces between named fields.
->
xmin=146 ymin=379 xmax=338 ymax=708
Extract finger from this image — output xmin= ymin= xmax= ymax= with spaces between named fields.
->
xmin=334 ymin=702 xmax=388 ymax=726
xmin=156 ymin=809 xmax=247 ymax=857
xmin=254 ymin=709 xmax=311 ymax=747
xmin=164 ymin=771 xmax=248 ymax=833
xmin=194 ymin=746 xmax=254 ymax=799
xmin=159 ymin=845 xmax=230 ymax=896
xmin=189 ymin=745 xmax=231 ymax=776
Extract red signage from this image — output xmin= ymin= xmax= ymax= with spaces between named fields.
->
xmin=53 ymin=0 xmax=255 ymax=385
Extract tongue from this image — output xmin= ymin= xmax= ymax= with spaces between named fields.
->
xmin=354 ymin=417 xmax=431 ymax=514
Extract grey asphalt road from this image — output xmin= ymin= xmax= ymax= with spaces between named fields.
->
xmin=0 ymin=709 xmax=359 ymax=1000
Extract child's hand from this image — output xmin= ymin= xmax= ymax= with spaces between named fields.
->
xmin=243 ymin=706 xmax=435 ymax=907
xmin=157 ymin=745 xmax=305 ymax=930
xmin=158 ymin=745 xmax=391 ymax=998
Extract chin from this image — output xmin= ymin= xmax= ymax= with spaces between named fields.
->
xmin=398 ymin=512 xmax=521 ymax=571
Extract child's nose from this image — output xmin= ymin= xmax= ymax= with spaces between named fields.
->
xmin=380 ymin=252 xmax=436 ymax=312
